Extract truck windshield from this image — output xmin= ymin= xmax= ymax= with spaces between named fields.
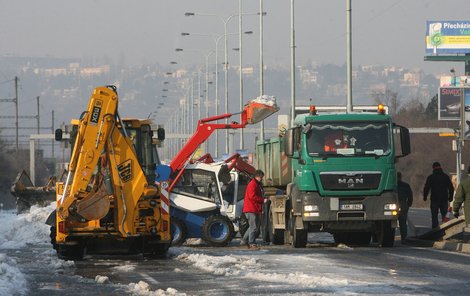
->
xmin=305 ymin=121 xmax=390 ymax=157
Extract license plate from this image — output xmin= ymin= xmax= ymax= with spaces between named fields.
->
xmin=340 ymin=204 xmax=363 ymax=210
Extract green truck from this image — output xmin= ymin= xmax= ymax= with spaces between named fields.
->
xmin=257 ymin=105 xmax=410 ymax=248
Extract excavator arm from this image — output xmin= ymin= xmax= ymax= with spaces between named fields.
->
xmin=58 ymin=86 xmax=119 ymax=221
xmin=167 ymin=97 xmax=279 ymax=192
xmin=55 ymin=86 xmax=169 ymax=244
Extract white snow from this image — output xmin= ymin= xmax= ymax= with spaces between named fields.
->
xmin=112 ymin=264 xmax=137 ymax=272
xmin=0 ymin=253 xmax=28 ymax=296
xmin=0 ymin=202 xmax=55 ymax=249
xmin=127 ymin=281 xmax=186 ymax=296
xmin=0 ymin=202 xmax=76 ymax=295
xmin=95 ymin=275 xmax=110 ymax=284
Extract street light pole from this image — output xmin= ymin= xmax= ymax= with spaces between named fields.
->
xmin=239 ymin=0 xmax=244 ymax=150
xmin=259 ymin=0 xmax=265 ymax=141
xmin=346 ymin=0 xmax=353 ymax=113
xmin=290 ymin=0 xmax=296 ymax=128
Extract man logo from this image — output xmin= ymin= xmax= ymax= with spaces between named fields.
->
xmin=338 ymin=178 xmax=364 ymax=188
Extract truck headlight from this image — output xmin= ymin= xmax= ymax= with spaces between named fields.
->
xmin=384 ymin=203 xmax=397 ymax=210
xmin=304 ymin=205 xmax=319 ymax=212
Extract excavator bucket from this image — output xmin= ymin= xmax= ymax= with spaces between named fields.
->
xmin=244 ymin=95 xmax=280 ymax=124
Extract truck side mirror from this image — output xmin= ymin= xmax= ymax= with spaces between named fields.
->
xmin=157 ymin=127 xmax=165 ymax=141
xmin=394 ymin=125 xmax=411 ymax=158
xmin=55 ymin=129 xmax=63 ymax=141
xmin=285 ymin=128 xmax=295 ymax=157
xmin=285 ymin=127 xmax=300 ymax=158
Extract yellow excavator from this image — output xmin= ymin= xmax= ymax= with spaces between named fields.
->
xmin=46 ymin=86 xmax=170 ymax=260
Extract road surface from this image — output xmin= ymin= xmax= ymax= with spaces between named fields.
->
xmin=2 ymin=205 xmax=469 ymax=296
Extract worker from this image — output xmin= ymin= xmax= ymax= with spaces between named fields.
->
xmin=397 ymin=172 xmax=413 ymax=240
xmin=453 ymin=166 xmax=470 ymax=225
xmin=423 ymin=162 xmax=454 ymax=229
xmin=240 ymin=170 xmax=265 ymax=249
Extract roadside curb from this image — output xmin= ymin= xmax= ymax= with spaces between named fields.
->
xmin=404 ymin=237 xmax=470 ymax=254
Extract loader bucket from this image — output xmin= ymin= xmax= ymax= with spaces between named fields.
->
xmin=244 ymin=95 xmax=280 ymax=124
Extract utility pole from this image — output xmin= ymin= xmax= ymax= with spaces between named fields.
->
xmin=36 ymin=96 xmax=40 ymax=134
xmin=346 ymin=0 xmax=353 ymax=112
xmin=290 ymin=0 xmax=296 ymax=127
xmin=15 ymin=76 xmax=19 ymax=152
xmin=259 ymin=0 xmax=265 ymax=140
xmin=52 ymin=110 xmax=55 ymax=158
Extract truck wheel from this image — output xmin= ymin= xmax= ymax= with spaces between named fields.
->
xmin=333 ymin=233 xmax=349 ymax=245
xmin=50 ymin=225 xmax=86 ymax=260
xmin=289 ymin=212 xmax=307 ymax=248
xmin=142 ymin=236 xmax=170 ymax=258
xmin=350 ymin=232 xmax=372 ymax=246
xmin=202 ymin=215 xmax=235 ymax=247
xmin=378 ymin=221 xmax=395 ymax=248
xmin=171 ymin=217 xmax=187 ymax=247
xmin=57 ymin=241 xmax=86 ymax=261
xmin=292 ymin=227 xmax=307 ymax=248
xmin=268 ymin=208 xmax=284 ymax=245
xmin=50 ymin=226 xmax=58 ymax=251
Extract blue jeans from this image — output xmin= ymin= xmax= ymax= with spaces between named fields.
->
xmin=241 ymin=212 xmax=260 ymax=245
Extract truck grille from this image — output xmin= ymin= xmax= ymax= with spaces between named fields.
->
xmin=320 ymin=172 xmax=381 ymax=190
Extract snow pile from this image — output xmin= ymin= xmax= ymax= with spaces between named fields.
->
xmin=40 ymin=249 xmax=75 ymax=273
xmin=127 ymin=281 xmax=186 ymax=296
xmin=176 ymin=252 xmax=349 ymax=290
xmin=252 ymin=95 xmax=277 ymax=107
xmin=176 ymin=252 xmax=258 ymax=276
xmin=112 ymin=264 xmax=136 ymax=272
xmin=95 ymin=275 xmax=110 ymax=284
xmin=0 ymin=202 xmax=55 ymax=249
xmin=0 ymin=253 xmax=28 ymax=295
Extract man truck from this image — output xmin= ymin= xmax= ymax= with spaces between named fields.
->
xmin=259 ymin=105 xmax=410 ymax=248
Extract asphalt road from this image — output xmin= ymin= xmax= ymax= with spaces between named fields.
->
xmin=6 ymin=208 xmax=470 ymax=296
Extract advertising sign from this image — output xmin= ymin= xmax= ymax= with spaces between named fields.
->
xmin=426 ymin=21 xmax=470 ymax=55
xmin=440 ymin=75 xmax=470 ymax=87
xmin=439 ymin=87 xmax=462 ymax=120
xmin=462 ymin=89 xmax=470 ymax=140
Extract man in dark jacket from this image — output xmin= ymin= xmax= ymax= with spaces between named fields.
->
xmin=397 ymin=172 xmax=413 ymax=240
xmin=423 ymin=162 xmax=454 ymax=229
xmin=240 ymin=170 xmax=265 ymax=249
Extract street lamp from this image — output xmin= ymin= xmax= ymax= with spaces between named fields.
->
xmin=182 ymin=31 xmax=253 ymax=155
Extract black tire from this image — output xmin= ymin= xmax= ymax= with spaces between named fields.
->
xmin=333 ymin=233 xmax=349 ymax=245
xmin=57 ymin=243 xmax=86 ymax=261
xmin=201 ymin=215 xmax=235 ymax=247
xmin=268 ymin=207 xmax=284 ymax=245
xmin=171 ymin=218 xmax=187 ymax=247
xmin=261 ymin=201 xmax=271 ymax=243
xmin=377 ymin=221 xmax=395 ymax=248
xmin=289 ymin=211 xmax=307 ymax=248
xmin=350 ymin=232 xmax=372 ymax=246
xmin=142 ymin=236 xmax=170 ymax=258
xmin=50 ymin=225 xmax=86 ymax=260
xmin=50 ymin=226 xmax=58 ymax=251
xmin=292 ymin=227 xmax=307 ymax=248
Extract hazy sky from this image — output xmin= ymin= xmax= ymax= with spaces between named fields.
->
xmin=0 ymin=0 xmax=468 ymax=75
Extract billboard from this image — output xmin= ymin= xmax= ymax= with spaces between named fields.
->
xmin=426 ymin=21 xmax=470 ymax=55
xmin=439 ymin=87 xmax=462 ymax=120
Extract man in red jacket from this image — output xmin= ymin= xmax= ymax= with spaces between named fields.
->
xmin=240 ymin=170 xmax=265 ymax=249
